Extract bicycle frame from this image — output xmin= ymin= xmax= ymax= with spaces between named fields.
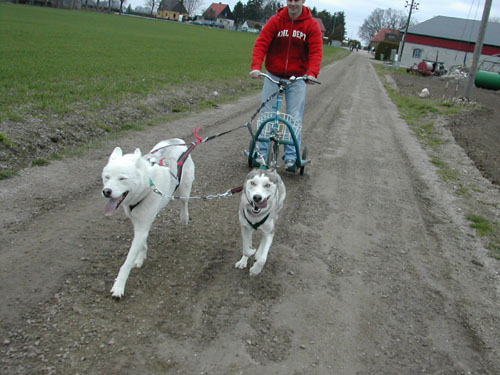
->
xmin=249 ymin=79 xmax=302 ymax=168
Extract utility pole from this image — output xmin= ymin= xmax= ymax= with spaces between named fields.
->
xmin=398 ymin=0 xmax=419 ymax=63
xmin=463 ymin=0 xmax=492 ymax=99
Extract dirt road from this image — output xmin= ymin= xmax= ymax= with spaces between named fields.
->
xmin=1 ymin=52 xmax=500 ymax=374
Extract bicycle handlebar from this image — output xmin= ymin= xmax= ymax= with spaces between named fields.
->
xmin=258 ymin=72 xmax=321 ymax=85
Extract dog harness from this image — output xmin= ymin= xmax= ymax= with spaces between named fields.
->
xmin=243 ymin=210 xmax=270 ymax=230
xmin=129 ymin=198 xmax=145 ymax=212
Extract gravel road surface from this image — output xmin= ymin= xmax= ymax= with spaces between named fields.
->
xmin=1 ymin=52 xmax=499 ymax=375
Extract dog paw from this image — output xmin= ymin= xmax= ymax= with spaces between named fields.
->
xmin=235 ymin=256 xmax=248 ymax=269
xmin=110 ymin=283 xmax=125 ymax=299
xmin=249 ymin=262 xmax=264 ymax=276
xmin=243 ymin=247 xmax=256 ymax=257
xmin=134 ymin=255 xmax=146 ymax=268
xmin=180 ymin=210 xmax=189 ymax=226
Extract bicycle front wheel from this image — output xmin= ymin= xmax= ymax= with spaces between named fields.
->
xmin=266 ymin=140 xmax=279 ymax=169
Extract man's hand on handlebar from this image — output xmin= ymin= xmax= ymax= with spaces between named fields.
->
xmin=249 ymin=71 xmax=321 ymax=85
xmin=249 ymin=70 xmax=261 ymax=79
xmin=305 ymin=75 xmax=320 ymax=85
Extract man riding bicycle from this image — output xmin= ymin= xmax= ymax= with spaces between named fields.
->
xmin=250 ymin=0 xmax=323 ymax=171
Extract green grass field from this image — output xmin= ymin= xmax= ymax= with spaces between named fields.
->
xmin=0 ymin=3 xmax=347 ymax=122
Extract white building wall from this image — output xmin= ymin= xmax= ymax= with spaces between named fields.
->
xmin=401 ymin=42 xmax=472 ymax=69
xmin=216 ymin=18 xmax=234 ymax=28
xmin=401 ymin=42 xmax=500 ymax=72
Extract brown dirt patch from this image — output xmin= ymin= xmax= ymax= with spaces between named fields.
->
xmin=390 ymin=71 xmax=500 ymax=185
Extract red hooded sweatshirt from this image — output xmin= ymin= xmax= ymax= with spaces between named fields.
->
xmin=251 ymin=6 xmax=323 ymax=79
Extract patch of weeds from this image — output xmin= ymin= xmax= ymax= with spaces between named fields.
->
xmin=7 ymin=111 xmax=24 ymax=122
xmin=439 ymin=104 xmax=469 ymax=116
xmin=0 ymin=132 xmax=17 ymax=148
xmin=478 ymin=199 xmax=499 ymax=209
xmin=470 ymin=185 xmax=484 ymax=193
xmin=488 ymin=242 xmax=500 ymax=260
xmin=136 ymin=103 xmax=155 ymax=116
xmin=32 ymin=158 xmax=49 ymax=167
xmin=413 ymin=122 xmax=446 ymax=148
xmin=120 ymin=123 xmax=144 ymax=131
xmin=431 ymin=156 xmax=459 ymax=181
xmin=439 ymin=168 xmax=460 ymax=181
xmin=200 ymin=100 xmax=218 ymax=109
xmin=172 ymin=105 xmax=189 ymax=113
xmin=0 ymin=169 xmax=18 ymax=180
xmin=49 ymin=152 xmax=63 ymax=160
xmin=96 ymin=123 xmax=113 ymax=132
xmin=414 ymin=122 xmax=433 ymax=140
xmin=455 ymin=184 xmax=470 ymax=197
xmin=466 ymin=214 xmax=494 ymax=236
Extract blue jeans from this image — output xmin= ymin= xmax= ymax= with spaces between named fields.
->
xmin=256 ymin=72 xmax=306 ymax=163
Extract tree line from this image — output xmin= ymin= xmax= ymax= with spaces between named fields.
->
xmin=231 ymin=0 xmax=346 ymax=41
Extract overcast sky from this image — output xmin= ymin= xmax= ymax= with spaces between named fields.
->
xmin=129 ymin=0 xmax=500 ymax=41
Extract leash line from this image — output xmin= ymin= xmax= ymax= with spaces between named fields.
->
xmin=149 ymin=178 xmax=242 ymax=200
xmin=145 ymin=90 xmax=280 ymax=202
xmin=148 ymin=90 xmax=279 ymax=155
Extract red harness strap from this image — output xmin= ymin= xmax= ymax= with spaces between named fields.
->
xmin=153 ymin=126 xmax=242 ymax=193
xmin=173 ymin=128 xmax=203 ymax=192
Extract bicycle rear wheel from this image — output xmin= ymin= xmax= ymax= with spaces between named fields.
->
xmin=299 ymin=145 xmax=309 ymax=175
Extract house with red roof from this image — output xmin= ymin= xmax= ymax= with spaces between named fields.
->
xmin=202 ymin=3 xmax=235 ymax=29
xmin=369 ymin=28 xmax=401 ymax=51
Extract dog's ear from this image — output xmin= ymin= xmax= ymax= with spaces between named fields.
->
xmin=109 ymin=147 xmax=123 ymax=162
xmin=133 ymin=148 xmax=142 ymax=165
xmin=247 ymin=169 xmax=259 ymax=179
xmin=268 ymin=169 xmax=279 ymax=183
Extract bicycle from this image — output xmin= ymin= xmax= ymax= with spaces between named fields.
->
xmin=246 ymin=72 xmax=320 ymax=175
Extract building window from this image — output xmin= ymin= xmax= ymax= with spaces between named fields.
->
xmin=412 ymin=49 xmax=422 ymax=58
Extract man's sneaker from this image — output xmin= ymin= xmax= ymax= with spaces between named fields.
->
xmin=285 ymin=159 xmax=296 ymax=172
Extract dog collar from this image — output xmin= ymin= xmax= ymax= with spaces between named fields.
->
xmin=243 ymin=210 xmax=270 ymax=230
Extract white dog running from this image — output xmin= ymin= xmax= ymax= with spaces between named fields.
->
xmin=101 ymin=138 xmax=194 ymax=298
xmin=235 ymin=168 xmax=286 ymax=276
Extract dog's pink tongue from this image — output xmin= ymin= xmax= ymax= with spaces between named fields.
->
xmin=104 ymin=198 xmax=120 ymax=216
xmin=255 ymin=199 xmax=268 ymax=209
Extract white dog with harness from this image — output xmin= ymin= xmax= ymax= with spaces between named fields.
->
xmin=102 ymin=138 xmax=194 ymax=298
xmin=235 ymin=168 xmax=286 ymax=276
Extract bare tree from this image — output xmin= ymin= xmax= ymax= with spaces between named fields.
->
xmin=145 ymin=0 xmax=160 ymax=15
xmin=184 ymin=0 xmax=204 ymax=17
xmin=490 ymin=16 xmax=500 ymax=23
xmin=358 ymin=8 xmax=417 ymax=44
xmin=119 ymin=0 xmax=126 ymax=13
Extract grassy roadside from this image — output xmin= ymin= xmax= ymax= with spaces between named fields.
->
xmin=0 ymin=3 xmax=348 ymax=177
xmin=373 ymin=63 xmax=500 ymax=261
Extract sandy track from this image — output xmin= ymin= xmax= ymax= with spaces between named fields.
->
xmin=1 ymin=52 xmax=500 ymax=374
